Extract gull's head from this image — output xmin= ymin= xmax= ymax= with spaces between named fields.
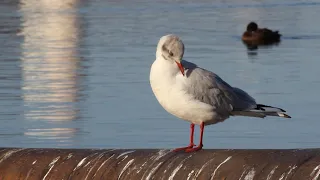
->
xmin=156 ymin=34 xmax=185 ymax=76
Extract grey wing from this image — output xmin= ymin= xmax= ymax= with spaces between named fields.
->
xmin=183 ymin=61 xmax=256 ymax=113
xmin=232 ymin=87 xmax=257 ymax=111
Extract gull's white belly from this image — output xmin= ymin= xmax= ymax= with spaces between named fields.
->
xmin=152 ymin=86 xmax=215 ymax=125
xmin=150 ymin=61 xmax=221 ymax=125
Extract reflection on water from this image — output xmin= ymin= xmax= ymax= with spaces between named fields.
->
xmin=244 ymin=42 xmax=281 ymax=58
xmin=25 ymin=128 xmax=77 ymax=139
xmin=19 ymin=0 xmax=82 ymax=144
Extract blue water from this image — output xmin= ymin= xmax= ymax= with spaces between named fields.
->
xmin=0 ymin=0 xmax=320 ymax=149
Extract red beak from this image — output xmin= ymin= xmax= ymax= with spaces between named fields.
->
xmin=175 ymin=61 xmax=185 ymax=76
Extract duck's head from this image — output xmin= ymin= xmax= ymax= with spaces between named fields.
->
xmin=246 ymin=22 xmax=258 ymax=32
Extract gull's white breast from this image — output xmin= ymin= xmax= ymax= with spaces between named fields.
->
xmin=149 ymin=58 xmax=216 ymax=125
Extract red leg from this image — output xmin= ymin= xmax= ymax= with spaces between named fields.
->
xmin=173 ymin=124 xmax=195 ymax=152
xmin=185 ymin=122 xmax=204 ymax=152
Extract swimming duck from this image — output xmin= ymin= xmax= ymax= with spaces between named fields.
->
xmin=242 ymin=22 xmax=281 ymax=45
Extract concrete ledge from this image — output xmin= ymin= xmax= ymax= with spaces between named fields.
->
xmin=0 ymin=148 xmax=320 ymax=180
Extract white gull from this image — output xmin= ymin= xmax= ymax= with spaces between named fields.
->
xmin=149 ymin=34 xmax=291 ymax=152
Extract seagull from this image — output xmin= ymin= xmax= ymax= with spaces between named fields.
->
xmin=149 ymin=34 xmax=291 ymax=152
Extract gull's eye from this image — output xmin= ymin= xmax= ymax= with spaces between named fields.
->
xmin=169 ymin=51 xmax=173 ymax=56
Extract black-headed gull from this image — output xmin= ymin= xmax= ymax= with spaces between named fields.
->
xmin=149 ymin=34 xmax=291 ymax=152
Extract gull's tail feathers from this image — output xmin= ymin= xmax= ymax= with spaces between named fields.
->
xmin=231 ymin=104 xmax=291 ymax=118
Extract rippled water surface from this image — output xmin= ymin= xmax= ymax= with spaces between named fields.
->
xmin=0 ymin=0 xmax=320 ymax=149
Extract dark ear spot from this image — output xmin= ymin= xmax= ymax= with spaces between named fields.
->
xmin=162 ymin=45 xmax=173 ymax=56
xmin=162 ymin=45 xmax=168 ymax=53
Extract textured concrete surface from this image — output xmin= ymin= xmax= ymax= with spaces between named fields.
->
xmin=0 ymin=148 xmax=320 ymax=180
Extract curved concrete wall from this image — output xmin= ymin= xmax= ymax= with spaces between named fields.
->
xmin=0 ymin=148 xmax=320 ymax=180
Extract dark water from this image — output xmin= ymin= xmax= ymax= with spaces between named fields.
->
xmin=0 ymin=0 xmax=320 ymax=149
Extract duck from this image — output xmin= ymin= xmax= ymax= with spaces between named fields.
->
xmin=242 ymin=22 xmax=281 ymax=45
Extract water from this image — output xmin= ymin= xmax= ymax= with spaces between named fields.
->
xmin=0 ymin=0 xmax=320 ymax=149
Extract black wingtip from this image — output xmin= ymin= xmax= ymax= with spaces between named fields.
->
xmin=256 ymin=104 xmax=286 ymax=112
xmin=284 ymin=114 xmax=291 ymax=118
xmin=278 ymin=112 xmax=291 ymax=118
